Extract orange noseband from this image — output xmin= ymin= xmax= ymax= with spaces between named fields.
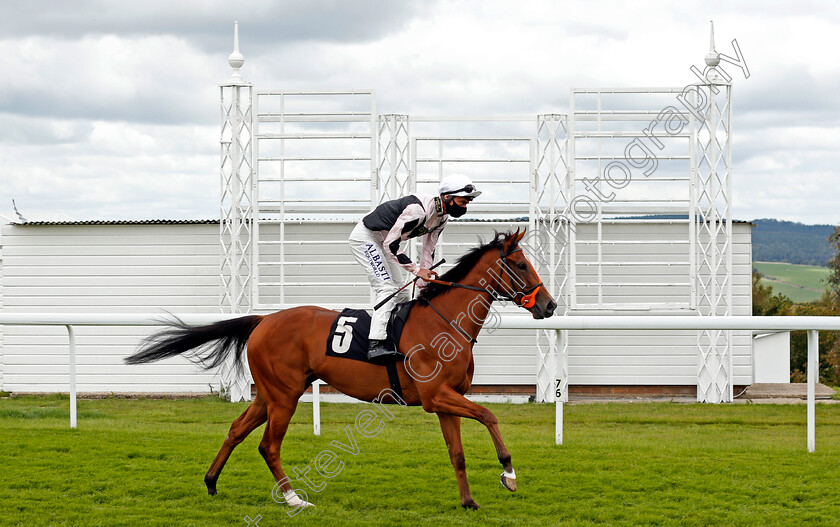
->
xmin=519 ymin=286 xmax=542 ymax=309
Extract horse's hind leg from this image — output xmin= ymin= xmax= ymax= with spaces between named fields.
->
xmin=257 ymin=395 xmax=314 ymax=508
xmin=204 ymin=391 xmax=268 ymax=495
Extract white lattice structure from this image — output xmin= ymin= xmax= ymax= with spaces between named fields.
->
xmin=219 ymin=23 xmax=254 ymax=401
xmin=533 ymin=115 xmax=571 ymax=403
xmin=692 ymin=26 xmax=734 ymax=403
xmin=377 ymin=114 xmax=411 ymax=204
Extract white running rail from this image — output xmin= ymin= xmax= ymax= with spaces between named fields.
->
xmin=1 ymin=313 xmax=838 ymax=452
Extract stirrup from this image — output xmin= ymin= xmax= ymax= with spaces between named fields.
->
xmin=368 ymin=340 xmax=404 ymax=364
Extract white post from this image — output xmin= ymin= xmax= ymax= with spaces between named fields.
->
xmin=807 ymin=330 xmax=817 ymax=452
xmin=66 ymin=325 xmax=77 ymax=429
xmin=313 ymin=380 xmax=322 ymax=436
xmin=555 ymin=329 xmax=566 ymax=445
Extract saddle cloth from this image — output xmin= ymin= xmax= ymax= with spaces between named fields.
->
xmin=325 ymin=300 xmax=414 ymax=363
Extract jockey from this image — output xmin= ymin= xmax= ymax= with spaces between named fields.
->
xmin=349 ymin=174 xmax=481 ymax=362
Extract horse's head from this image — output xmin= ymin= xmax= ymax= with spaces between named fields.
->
xmin=491 ymin=230 xmax=557 ymax=319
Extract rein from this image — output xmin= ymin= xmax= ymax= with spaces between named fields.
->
xmin=417 ymin=279 xmax=487 ymax=345
xmin=419 ymin=297 xmax=478 ymax=344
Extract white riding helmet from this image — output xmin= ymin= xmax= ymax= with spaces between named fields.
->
xmin=438 ymin=174 xmax=482 ymax=199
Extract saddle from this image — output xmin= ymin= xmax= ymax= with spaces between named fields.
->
xmin=325 ymin=301 xmax=414 ymax=362
xmin=324 ymin=301 xmax=415 ymax=398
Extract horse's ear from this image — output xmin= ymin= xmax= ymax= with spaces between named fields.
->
xmin=503 ymin=229 xmax=525 ymax=252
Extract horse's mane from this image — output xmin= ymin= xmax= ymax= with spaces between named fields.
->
xmin=418 ymin=231 xmax=512 ymax=302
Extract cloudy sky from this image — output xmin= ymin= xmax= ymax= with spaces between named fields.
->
xmin=1 ymin=0 xmax=838 ymax=224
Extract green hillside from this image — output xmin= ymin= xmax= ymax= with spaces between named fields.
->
xmin=751 ymin=219 xmax=835 ymax=266
xmin=753 ymin=261 xmax=829 ymax=303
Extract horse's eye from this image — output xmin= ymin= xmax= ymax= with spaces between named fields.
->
xmin=517 ymin=263 xmax=527 ymax=271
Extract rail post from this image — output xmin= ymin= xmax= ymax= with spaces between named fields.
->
xmin=313 ymin=380 xmax=322 ymax=436
xmin=555 ymin=328 xmax=565 ymax=445
xmin=66 ymin=325 xmax=77 ymax=429
xmin=807 ymin=330 xmax=817 ymax=452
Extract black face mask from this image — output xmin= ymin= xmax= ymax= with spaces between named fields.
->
xmin=445 ymin=197 xmax=468 ymax=218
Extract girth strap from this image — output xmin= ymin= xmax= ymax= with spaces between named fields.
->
xmin=385 ymin=361 xmax=404 ymax=401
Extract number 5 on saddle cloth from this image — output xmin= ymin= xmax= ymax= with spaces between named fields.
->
xmin=324 ymin=301 xmax=415 ymax=398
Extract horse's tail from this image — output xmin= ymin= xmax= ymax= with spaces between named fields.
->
xmin=125 ymin=315 xmax=264 ymax=373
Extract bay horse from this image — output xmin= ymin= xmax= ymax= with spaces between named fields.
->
xmin=125 ymin=230 xmax=556 ymax=510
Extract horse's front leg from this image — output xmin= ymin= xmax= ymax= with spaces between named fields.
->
xmin=437 ymin=413 xmax=479 ymax=509
xmin=426 ymin=386 xmax=517 ymax=493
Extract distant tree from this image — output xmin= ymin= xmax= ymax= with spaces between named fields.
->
xmin=787 ymin=223 xmax=840 ymax=385
xmin=751 ymin=270 xmax=840 ymax=384
xmin=827 ymin=226 xmax=840 ymax=304
xmin=808 ymin=226 xmax=840 ymax=385
xmin=752 ymin=270 xmax=791 ymax=316
xmin=752 ymin=227 xmax=840 ymax=385
xmin=789 ymin=295 xmax=840 ymax=386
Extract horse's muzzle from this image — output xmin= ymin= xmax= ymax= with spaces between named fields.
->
xmin=530 ymin=299 xmax=557 ymax=319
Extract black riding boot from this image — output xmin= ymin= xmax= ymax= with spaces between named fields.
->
xmin=367 ymin=339 xmax=403 ymax=364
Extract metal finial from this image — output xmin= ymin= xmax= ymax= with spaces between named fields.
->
xmin=234 ymin=21 xmax=241 ymax=54
xmin=228 ymin=21 xmax=245 ymax=83
xmin=710 ymin=20 xmax=715 ymax=51
xmin=703 ymin=20 xmax=722 ymax=83
xmin=705 ymin=20 xmax=720 ymax=69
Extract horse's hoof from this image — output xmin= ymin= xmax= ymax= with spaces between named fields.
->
xmin=285 ymin=494 xmax=315 ymax=509
xmin=461 ymin=499 xmax=480 ymax=510
xmin=205 ymin=476 xmax=217 ymax=495
xmin=500 ymin=473 xmax=517 ymax=492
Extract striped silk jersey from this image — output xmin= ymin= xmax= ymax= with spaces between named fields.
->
xmin=361 ymin=194 xmax=448 ymax=275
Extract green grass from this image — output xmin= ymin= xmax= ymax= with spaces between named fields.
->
xmin=2 ymin=395 xmax=840 ymax=526
xmin=754 ymin=262 xmax=830 ymax=303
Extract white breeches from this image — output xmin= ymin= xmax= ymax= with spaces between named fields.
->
xmin=349 ymin=222 xmax=411 ymax=340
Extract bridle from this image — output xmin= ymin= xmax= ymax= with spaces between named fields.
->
xmin=422 ymin=243 xmax=545 ymax=309
xmin=494 ymin=245 xmax=544 ymax=309
xmin=417 ymin=242 xmax=545 ymax=344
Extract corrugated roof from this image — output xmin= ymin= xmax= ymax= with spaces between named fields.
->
xmin=9 ymin=217 xmax=754 ymax=226
xmin=11 ymin=219 xmax=220 ymax=226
